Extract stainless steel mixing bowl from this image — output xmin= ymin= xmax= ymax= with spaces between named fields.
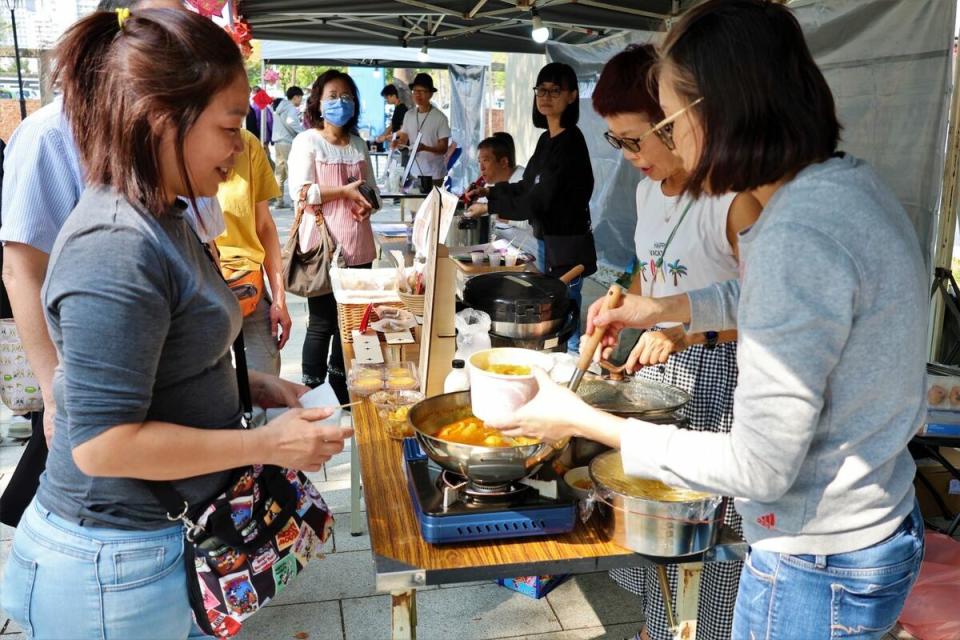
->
xmin=589 ymin=451 xmax=723 ymax=557
xmin=407 ymin=391 xmax=558 ymax=485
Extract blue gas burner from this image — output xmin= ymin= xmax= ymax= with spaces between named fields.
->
xmin=402 ymin=438 xmax=576 ymax=544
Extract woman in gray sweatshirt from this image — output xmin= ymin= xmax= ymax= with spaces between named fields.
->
xmin=489 ymin=1 xmax=926 ymax=638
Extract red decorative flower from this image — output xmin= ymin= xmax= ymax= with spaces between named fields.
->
xmin=225 ymin=17 xmax=253 ymax=59
xmin=185 ymin=0 xmax=227 ymax=18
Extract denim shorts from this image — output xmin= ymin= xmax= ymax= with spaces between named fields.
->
xmin=732 ymin=501 xmax=924 ymax=640
xmin=1 ymin=499 xmax=209 ymax=639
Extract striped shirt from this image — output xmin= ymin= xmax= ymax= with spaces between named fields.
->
xmin=0 ymin=100 xmax=223 ymax=252
xmin=0 ymin=100 xmax=83 ymax=253
xmin=288 ymin=129 xmax=380 ymax=266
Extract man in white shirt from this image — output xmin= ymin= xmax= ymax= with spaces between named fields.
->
xmin=478 ymin=132 xmax=524 ymax=186
xmin=393 ymin=72 xmax=450 ymax=187
xmin=465 ymin=133 xmax=526 ymax=218
xmin=271 ymin=85 xmax=304 ymax=206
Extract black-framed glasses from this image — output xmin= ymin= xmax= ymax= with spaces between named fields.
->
xmin=533 ymin=85 xmax=564 ymax=98
xmin=604 ymin=97 xmax=703 ymax=152
xmin=604 ymin=127 xmax=673 ymax=153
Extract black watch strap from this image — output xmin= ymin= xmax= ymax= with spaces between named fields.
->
xmin=704 ymin=331 xmax=719 ymax=350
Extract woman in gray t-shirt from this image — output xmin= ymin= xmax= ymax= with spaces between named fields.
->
xmin=1 ymin=8 xmax=349 ymax=639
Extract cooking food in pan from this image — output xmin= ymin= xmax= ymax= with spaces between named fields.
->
xmin=435 ymin=416 xmax=540 ymax=448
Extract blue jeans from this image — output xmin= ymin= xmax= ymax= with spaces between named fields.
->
xmin=732 ymin=502 xmax=924 ymax=640
xmin=536 ymin=239 xmax=584 ymax=353
xmin=566 ymin=276 xmax=583 ymax=353
xmin=1 ymin=499 xmax=209 ymax=639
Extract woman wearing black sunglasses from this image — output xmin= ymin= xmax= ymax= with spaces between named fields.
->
xmin=592 ymin=44 xmax=760 ymax=640
xmin=466 ymin=62 xmax=596 ymax=352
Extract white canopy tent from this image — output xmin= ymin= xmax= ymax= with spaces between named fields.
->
xmin=260 ymin=41 xmax=492 ymax=69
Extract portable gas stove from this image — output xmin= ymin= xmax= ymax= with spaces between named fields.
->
xmin=402 ymin=438 xmax=577 ymax=544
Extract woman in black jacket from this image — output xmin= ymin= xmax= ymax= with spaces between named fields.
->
xmin=467 ymin=62 xmax=596 ymax=352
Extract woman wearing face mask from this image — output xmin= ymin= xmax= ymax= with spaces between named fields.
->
xmin=288 ymin=70 xmax=381 ymax=402
xmin=490 ymin=1 xmax=927 ymax=637
xmin=592 ymin=44 xmax=761 ymax=640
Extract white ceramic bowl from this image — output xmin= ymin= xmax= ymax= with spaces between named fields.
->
xmin=467 ymin=347 xmax=553 ymax=423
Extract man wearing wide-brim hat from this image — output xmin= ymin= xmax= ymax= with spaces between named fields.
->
xmin=392 ymin=72 xmax=451 ymax=188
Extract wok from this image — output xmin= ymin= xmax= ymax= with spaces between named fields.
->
xmin=407 ymin=376 xmax=690 ymax=485
xmin=407 ymin=390 xmax=558 ymax=485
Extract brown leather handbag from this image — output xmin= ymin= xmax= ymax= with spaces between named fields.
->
xmin=281 ymin=185 xmax=342 ymax=297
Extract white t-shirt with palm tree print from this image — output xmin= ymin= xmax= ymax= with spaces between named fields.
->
xmin=632 ymin=178 xmax=738 ymax=302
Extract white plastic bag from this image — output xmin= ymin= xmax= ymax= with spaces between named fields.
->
xmin=0 ymin=319 xmax=43 ymax=414
xmin=455 ymin=308 xmax=492 ymax=360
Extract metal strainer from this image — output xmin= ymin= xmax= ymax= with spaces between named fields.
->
xmin=576 ymin=376 xmax=689 ymax=418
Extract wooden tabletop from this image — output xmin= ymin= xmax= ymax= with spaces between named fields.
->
xmin=343 ymin=343 xmax=743 ymax=592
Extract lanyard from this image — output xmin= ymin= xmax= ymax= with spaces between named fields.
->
xmin=415 ymin=107 xmax=432 ymax=136
xmin=648 ymin=199 xmax=694 ymax=298
xmin=655 ymin=200 xmax=694 ymax=270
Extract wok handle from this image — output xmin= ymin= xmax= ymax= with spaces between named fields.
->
xmin=558 ymin=264 xmax=584 ymax=285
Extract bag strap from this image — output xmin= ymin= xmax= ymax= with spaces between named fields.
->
xmin=291 ymin=184 xmax=326 ymax=241
xmin=144 ymin=223 xmax=254 ymax=527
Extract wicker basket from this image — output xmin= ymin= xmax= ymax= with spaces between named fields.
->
xmin=397 ymin=290 xmax=425 ymax=316
xmin=337 ymin=302 xmax=404 ymax=342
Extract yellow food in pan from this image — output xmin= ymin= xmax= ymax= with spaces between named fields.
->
xmin=434 ymin=417 xmax=539 ymax=447
xmin=485 ymin=363 xmax=532 ymax=376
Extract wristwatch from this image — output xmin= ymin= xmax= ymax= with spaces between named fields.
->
xmin=704 ymin=331 xmax=718 ymax=350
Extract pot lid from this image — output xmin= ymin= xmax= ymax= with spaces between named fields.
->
xmin=576 ymin=377 xmax=689 ymax=417
xmin=465 ymin=272 xmax=567 ymax=303
xmin=589 ymin=451 xmax=711 ymax=502
xmin=463 ymin=272 xmax=568 ymax=318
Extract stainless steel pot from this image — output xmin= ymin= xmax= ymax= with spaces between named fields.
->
xmin=589 ymin=451 xmax=723 ymax=557
xmin=407 ymin=390 xmax=559 ymax=485
xmin=462 ymin=272 xmax=570 ymax=340
xmin=490 ymin=317 xmax=563 ymax=339
xmin=448 ymin=213 xmax=490 ymax=247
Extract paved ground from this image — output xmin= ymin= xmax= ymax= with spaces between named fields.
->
xmin=0 ymin=201 xmax=919 ymax=639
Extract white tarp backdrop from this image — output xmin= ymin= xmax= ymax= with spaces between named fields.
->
xmin=547 ymin=0 xmax=955 ymax=274
xmin=448 ymin=64 xmax=486 ymax=194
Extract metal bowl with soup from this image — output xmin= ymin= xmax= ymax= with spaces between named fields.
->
xmin=589 ymin=450 xmax=723 ymax=557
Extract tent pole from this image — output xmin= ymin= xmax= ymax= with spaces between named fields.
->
xmin=929 ymin=44 xmax=960 ymax=361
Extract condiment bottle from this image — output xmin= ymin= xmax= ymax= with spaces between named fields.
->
xmin=443 ymin=359 xmax=470 ymax=393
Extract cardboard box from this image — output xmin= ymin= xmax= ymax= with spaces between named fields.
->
xmin=497 ymin=575 xmax=570 ymax=599
xmin=915 ymin=447 xmax=960 ymax=519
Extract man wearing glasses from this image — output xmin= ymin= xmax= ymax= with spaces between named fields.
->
xmin=392 ymin=73 xmax=450 ymax=189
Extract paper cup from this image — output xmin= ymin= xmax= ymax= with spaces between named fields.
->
xmin=504 ymin=252 xmax=518 ymax=267
xmin=468 ymin=348 xmax=553 ymax=423
xmin=471 ymin=251 xmax=485 ymax=265
xmin=487 ymin=252 xmax=501 ymax=267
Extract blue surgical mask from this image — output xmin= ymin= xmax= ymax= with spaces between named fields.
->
xmin=321 ymin=97 xmax=355 ymax=127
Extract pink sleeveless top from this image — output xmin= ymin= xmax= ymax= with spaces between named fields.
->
xmin=288 ymin=130 xmax=379 ymax=266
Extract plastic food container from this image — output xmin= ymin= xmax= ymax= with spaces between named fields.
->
xmin=347 ymin=361 xmax=420 ymax=396
xmin=370 ymin=389 xmax=425 ymax=439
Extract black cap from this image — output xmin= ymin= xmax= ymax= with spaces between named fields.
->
xmin=451 ymin=359 xmax=465 ymax=368
xmin=411 ymin=72 xmax=437 ymax=93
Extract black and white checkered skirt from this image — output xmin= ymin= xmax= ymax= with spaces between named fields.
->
xmin=609 ymin=341 xmax=743 ymax=640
